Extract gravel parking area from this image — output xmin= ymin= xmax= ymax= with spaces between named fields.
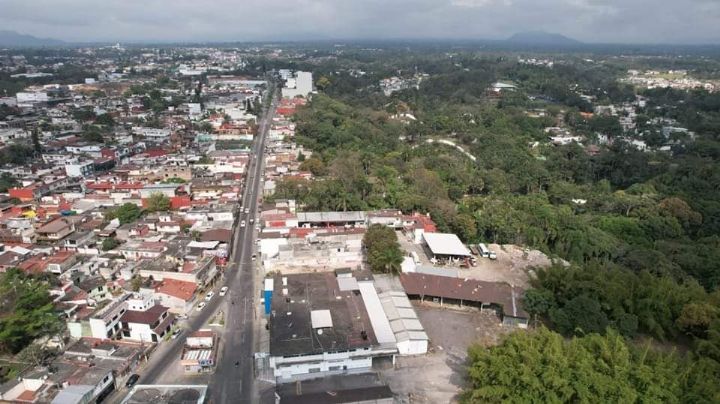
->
xmin=380 ymin=303 xmax=516 ymax=403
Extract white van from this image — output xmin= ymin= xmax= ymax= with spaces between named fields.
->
xmin=478 ymin=243 xmax=491 ymax=258
xmin=478 ymin=243 xmax=498 ymax=260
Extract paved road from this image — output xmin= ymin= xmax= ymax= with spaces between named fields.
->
xmin=131 ymin=87 xmax=277 ymax=403
xmin=209 ymin=88 xmax=277 ymax=403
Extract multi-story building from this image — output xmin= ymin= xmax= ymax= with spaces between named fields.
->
xmin=67 ymin=294 xmax=132 ymax=340
xmin=119 ymin=295 xmax=175 ymax=343
xmin=65 ymin=159 xmax=95 ymax=177
xmin=266 ymin=271 xmax=397 ymax=382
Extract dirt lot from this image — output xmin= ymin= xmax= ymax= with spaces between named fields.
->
xmin=398 ymin=232 xmax=561 ymax=289
xmin=380 ymin=303 xmax=516 ymax=403
xmin=461 ymin=243 xmax=560 ymax=289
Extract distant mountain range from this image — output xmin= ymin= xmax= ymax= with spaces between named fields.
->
xmin=0 ymin=30 xmax=65 ymax=47
xmin=506 ymin=31 xmax=582 ymax=46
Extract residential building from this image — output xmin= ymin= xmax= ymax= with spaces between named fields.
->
xmin=65 ymin=159 xmax=95 ymax=178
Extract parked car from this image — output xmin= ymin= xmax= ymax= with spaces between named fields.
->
xmin=219 ymin=286 xmax=229 ymax=297
xmin=126 ymin=374 xmax=140 ymax=388
xmin=197 ymin=302 xmax=206 ymax=311
xmin=251 ymin=253 xmax=257 ymax=261
xmin=205 ymin=291 xmax=215 ymax=301
xmin=172 ymin=328 xmax=183 ymax=339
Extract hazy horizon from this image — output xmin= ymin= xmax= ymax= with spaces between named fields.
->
xmin=2 ymin=0 xmax=719 ymax=45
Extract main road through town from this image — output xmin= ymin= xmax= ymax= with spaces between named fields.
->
xmin=135 ymin=86 xmax=278 ymax=403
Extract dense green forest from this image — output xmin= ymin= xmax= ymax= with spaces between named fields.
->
xmin=277 ymin=51 xmax=720 ymax=400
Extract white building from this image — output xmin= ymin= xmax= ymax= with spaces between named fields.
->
xmin=16 ymin=91 xmax=49 ymax=105
xmin=266 ymin=272 xmax=397 ymax=382
xmin=188 ymin=103 xmax=202 ymax=120
xmin=378 ymin=291 xmax=428 ymax=355
xmin=67 ymin=294 xmax=133 ymax=340
xmin=65 ymin=159 xmax=94 ymax=178
xmin=282 ymin=71 xmax=313 ymax=99
xmin=132 ymin=127 xmax=171 ymax=139
xmin=0 ymin=128 xmax=30 ymax=143
xmin=119 ymin=295 xmax=175 ymax=343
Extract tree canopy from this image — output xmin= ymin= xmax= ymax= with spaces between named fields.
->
xmin=463 ymin=328 xmax=714 ymax=403
xmin=105 ymin=203 xmax=142 ymax=224
xmin=0 ymin=269 xmax=63 ymax=354
xmin=145 ymin=192 xmax=171 ymax=212
xmin=363 ymin=224 xmax=403 ymax=274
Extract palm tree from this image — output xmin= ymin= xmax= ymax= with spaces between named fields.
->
xmin=379 ymin=247 xmax=403 ymax=275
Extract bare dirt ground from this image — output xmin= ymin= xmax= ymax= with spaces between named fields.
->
xmin=462 ymin=243 xmax=563 ymax=289
xmin=397 ymin=232 xmax=561 ymax=289
xmin=380 ymin=303 xmax=517 ymax=403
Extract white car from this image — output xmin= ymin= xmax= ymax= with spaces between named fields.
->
xmin=219 ymin=286 xmax=229 ymax=297
xmin=244 ymin=208 xmax=250 ymax=214
xmin=250 ymin=218 xmax=254 ymax=224
xmin=205 ymin=291 xmax=215 ymax=301
xmin=251 ymin=253 xmax=257 ymax=261
xmin=196 ymin=302 xmax=206 ymax=311
xmin=240 ymin=220 xmax=246 ymax=227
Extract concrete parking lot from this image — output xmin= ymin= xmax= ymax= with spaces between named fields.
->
xmin=380 ymin=303 xmax=516 ymax=403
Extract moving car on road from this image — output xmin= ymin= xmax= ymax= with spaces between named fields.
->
xmin=219 ymin=286 xmax=229 ymax=296
xmin=126 ymin=374 xmax=140 ymax=388
xmin=240 ymin=220 xmax=246 ymax=227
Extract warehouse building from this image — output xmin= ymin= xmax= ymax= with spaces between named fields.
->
xmin=400 ymin=272 xmax=528 ymax=328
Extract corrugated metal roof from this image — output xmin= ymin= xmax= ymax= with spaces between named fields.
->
xmin=358 ymin=281 xmax=396 ymax=345
xmin=422 ymin=233 xmax=471 ymax=257
xmin=400 ymin=272 xmax=528 ymax=318
xmin=297 ymin=211 xmax=367 ymax=223
xmin=379 ymin=291 xmax=428 ymax=343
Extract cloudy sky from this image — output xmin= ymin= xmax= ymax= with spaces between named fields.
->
xmin=1 ymin=0 xmax=719 ymax=44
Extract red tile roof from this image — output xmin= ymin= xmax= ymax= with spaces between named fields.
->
xmin=156 ymin=278 xmax=197 ymax=301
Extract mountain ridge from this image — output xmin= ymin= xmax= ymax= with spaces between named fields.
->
xmin=0 ymin=30 xmax=66 ymax=47
xmin=506 ymin=31 xmax=582 ymax=46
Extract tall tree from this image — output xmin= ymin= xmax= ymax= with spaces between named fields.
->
xmin=363 ymin=224 xmax=403 ymax=274
xmin=0 ymin=269 xmax=63 ymax=354
xmin=145 ymin=192 xmax=171 ymax=212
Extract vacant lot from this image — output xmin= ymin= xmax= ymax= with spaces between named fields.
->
xmin=461 ymin=243 xmax=561 ymax=288
xmin=380 ymin=303 xmax=516 ymax=403
xmin=398 ymin=232 xmax=559 ymax=289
